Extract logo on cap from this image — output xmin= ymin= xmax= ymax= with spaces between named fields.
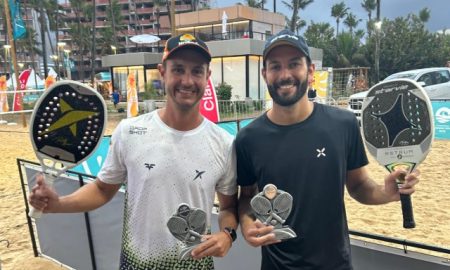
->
xmin=179 ymin=33 xmax=197 ymax=44
xmin=269 ymin=34 xmax=299 ymax=44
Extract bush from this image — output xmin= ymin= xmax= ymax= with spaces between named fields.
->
xmin=140 ymin=82 xmax=162 ymax=101
xmin=216 ymin=82 xmax=232 ymax=100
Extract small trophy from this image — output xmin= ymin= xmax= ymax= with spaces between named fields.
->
xmin=167 ymin=203 xmax=207 ymax=260
xmin=250 ymin=184 xmax=297 ymax=241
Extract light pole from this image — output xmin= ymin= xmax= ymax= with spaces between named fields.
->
xmin=64 ymin=49 xmax=71 ymax=80
xmin=57 ymin=42 xmax=66 ymax=79
xmin=3 ymin=45 xmax=11 ymax=77
xmin=374 ymin=0 xmax=381 ymax=82
xmin=51 ymin=54 xmax=59 ymax=79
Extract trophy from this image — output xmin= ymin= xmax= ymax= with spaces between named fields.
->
xmin=167 ymin=203 xmax=207 ymax=260
xmin=251 ymin=184 xmax=297 ymax=241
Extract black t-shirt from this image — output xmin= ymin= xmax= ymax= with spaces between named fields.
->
xmin=235 ymin=103 xmax=368 ymax=270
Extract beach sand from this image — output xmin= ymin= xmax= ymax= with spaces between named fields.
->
xmin=0 ymin=115 xmax=449 ymax=269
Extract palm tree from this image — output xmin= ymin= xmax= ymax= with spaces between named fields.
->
xmin=105 ymin=0 xmax=121 ymax=52
xmin=243 ymin=0 xmax=265 ymax=8
xmin=418 ymin=8 xmax=430 ymax=23
xmin=285 ymin=15 xmax=306 ymax=35
xmin=361 ymin=0 xmax=376 ymax=37
xmin=361 ymin=0 xmax=376 ymax=21
xmin=344 ymin=12 xmax=361 ymax=35
xmin=331 ymin=2 xmax=349 ymax=36
xmin=283 ymin=0 xmax=314 ymax=33
xmin=68 ymin=0 xmax=91 ymax=81
xmin=154 ymin=0 xmax=167 ymax=51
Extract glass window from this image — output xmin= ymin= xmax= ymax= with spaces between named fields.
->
xmin=146 ymin=69 xmax=163 ymax=96
xmin=248 ymin=56 xmax=260 ymax=100
xmin=210 ymin=58 xmax=222 ymax=89
xmin=223 ymin=56 xmax=246 ymax=100
xmin=436 ymin=70 xmax=450 ymax=84
xmin=128 ymin=66 xmax=145 ymax=92
xmin=112 ymin=66 xmax=145 ymax=99
xmin=418 ymin=73 xmax=434 ymax=86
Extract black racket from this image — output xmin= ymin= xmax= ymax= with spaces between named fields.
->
xmin=29 ymin=80 xmax=106 ymax=218
xmin=361 ymin=79 xmax=434 ymax=228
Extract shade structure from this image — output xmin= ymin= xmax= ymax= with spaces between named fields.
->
xmin=129 ymin=34 xmax=161 ymax=44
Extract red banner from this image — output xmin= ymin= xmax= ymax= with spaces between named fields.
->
xmin=12 ymin=69 xmax=31 ymax=111
xmin=200 ymin=78 xmax=220 ymax=123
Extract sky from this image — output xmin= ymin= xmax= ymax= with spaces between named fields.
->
xmin=214 ymin=0 xmax=450 ymax=33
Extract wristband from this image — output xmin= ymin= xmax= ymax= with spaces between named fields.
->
xmin=223 ymin=227 xmax=237 ymax=243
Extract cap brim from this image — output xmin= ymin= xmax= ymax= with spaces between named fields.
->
xmin=163 ymin=43 xmax=211 ymax=62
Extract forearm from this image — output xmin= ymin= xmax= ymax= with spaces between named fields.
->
xmin=238 ymin=194 xmax=255 ymax=228
xmin=217 ymin=192 xmax=239 ymax=230
xmin=348 ymin=177 xmax=396 ymax=205
xmin=218 ymin=207 xmax=238 ymax=231
xmin=56 ymin=179 xmax=120 ymax=213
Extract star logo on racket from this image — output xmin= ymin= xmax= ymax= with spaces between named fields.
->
xmin=43 ymin=98 xmax=99 ymax=137
xmin=370 ymin=94 xmax=418 ymax=146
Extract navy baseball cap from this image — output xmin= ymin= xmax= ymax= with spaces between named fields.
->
xmin=263 ymin=29 xmax=311 ymax=62
xmin=162 ymin=33 xmax=211 ymax=63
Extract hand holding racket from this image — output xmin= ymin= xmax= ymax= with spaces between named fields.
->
xmin=361 ymin=79 xmax=434 ymax=228
xmin=28 ymin=80 xmax=106 ymax=218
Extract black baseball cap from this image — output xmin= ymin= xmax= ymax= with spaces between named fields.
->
xmin=162 ymin=33 xmax=211 ymax=63
xmin=263 ymin=29 xmax=311 ymax=62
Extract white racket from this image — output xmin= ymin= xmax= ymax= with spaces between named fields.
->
xmin=361 ymin=79 xmax=434 ymax=228
xmin=29 ymin=80 xmax=106 ymax=218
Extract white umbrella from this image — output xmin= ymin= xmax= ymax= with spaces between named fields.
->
xmin=130 ymin=34 xmax=161 ymax=44
xmin=222 ymin=11 xmax=228 ymax=35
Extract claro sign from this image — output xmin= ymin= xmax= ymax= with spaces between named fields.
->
xmin=199 ymin=78 xmax=220 ymax=123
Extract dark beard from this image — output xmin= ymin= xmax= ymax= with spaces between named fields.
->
xmin=267 ymin=75 xmax=308 ymax=107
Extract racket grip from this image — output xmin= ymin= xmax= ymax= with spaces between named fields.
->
xmin=29 ymin=207 xmax=43 ymax=219
xmin=28 ymin=173 xmax=56 ymax=219
xmin=400 ymin=194 xmax=415 ymax=229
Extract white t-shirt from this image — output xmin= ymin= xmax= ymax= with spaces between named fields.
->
xmin=98 ymin=110 xmax=237 ymax=270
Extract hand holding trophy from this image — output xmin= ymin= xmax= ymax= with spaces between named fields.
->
xmin=251 ymin=184 xmax=297 ymax=241
xmin=167 ymin=203 xmax=207 ymax=260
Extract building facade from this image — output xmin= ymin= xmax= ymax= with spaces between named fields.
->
xmin=102 ymin=5 xmax=323 ymax=100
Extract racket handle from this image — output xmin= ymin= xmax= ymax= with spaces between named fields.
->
xmin=29 ymin=207 xmax=43 ymax=219
xmin=28 ymin=173 xmax=56 ymax=219
xmin=400 ymin=194 xmax=415 ymax=229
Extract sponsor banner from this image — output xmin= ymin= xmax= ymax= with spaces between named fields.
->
xmin=200 ymin=77 xmax=220 ymax=123
xmin=432 ymin=100 xmax=450 ymax=140
xmin=127 ymin=73 xmax=139 ymax=118
xmin=312 ymin=70 xmax=329 ymax=99
xmin=0 ymin=76 xmax=9 ymax=112
xmin=45 ymin=75 xmax=56 ymax=89
xmin=13 ymin=69 xmax=32 ymax=111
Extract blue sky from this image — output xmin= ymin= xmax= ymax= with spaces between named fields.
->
xmin=214 ymin=0 xmax=450 ymax=33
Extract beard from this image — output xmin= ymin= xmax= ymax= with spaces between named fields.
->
xmin=267 ymin=74 xmax=309 ymax=107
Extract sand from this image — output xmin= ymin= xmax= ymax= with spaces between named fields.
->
xmin=0 ymin=114 xmax=449 ymax=269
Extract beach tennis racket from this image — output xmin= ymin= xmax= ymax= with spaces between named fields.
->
xmin=29 ymin=80 xmax=106 ymax=218
xmin=361 ymin=79 xmax=434 ymax=228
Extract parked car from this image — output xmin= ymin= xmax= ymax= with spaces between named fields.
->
xmin=347 ymin=67 xmax=450 ymax=122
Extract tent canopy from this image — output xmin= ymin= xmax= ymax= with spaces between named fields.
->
xmin=7 ymin=69 xmax=44 ymax=89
